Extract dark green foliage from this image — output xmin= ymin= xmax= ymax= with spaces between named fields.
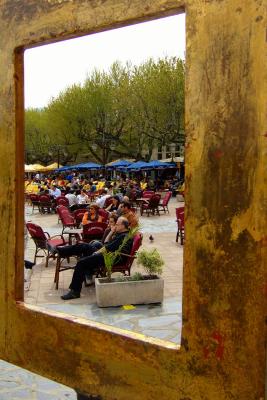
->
xmin=25 ymin=58 xmax=185 ymax=164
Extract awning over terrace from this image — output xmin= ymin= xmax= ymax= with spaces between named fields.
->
xmin=25 ymin=164 xmax=46 ymax=172
xmin=106 ymin=159 xmax=133 ymax=169
xmin=55 ymin=162 xmax=103 ymax=172
xmin=141 ymin=160 xmax=176 ymax=169
xmin=126 ymin=160 xmax=176 ymax=171
xmin=73 ymin=162 xmax=103 ymax=170
xmin=126 ymin=161 xmax=149 ymax=170
xmin=43 ymin=162 xmax=63 ymax=171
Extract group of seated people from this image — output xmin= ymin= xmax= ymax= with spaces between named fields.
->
xmin=57 ymin=193 xmax=139 ymax=300
xmin=58 ymin=214 xmax=136 ymax=300
xmin=80 ymin=198 xmax=138 ymax=228
xmin=25 ymin=172 xmax=183 ymax=200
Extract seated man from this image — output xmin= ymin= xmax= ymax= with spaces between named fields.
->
xmin=61 ymin=216 xmax=133 ymax=300
xmin=95 ymin=189 xmax=111 ymax=208
xmin=49 ymin=184 xmax=61 ymax=198
xmin=65 ymin=189 xmax=78 ymax=211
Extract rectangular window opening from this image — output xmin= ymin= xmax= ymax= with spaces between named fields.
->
xmin=22 ymin=13 xmax=186 ymax=347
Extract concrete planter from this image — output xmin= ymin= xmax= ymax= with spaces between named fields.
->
xmin=95 ymin=277 xmax=164 ymax=307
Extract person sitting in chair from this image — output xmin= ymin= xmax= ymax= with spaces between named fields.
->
xmin=120 ymin=201 xmax=139 ymax=228
xmin=49 ymin=184 xmax=61 ymax=199
xmin=105 ymin=195 xmax=121 ymax=213
xmin=76 ymin=189 xmax=89 ymax=207
xmin=82 ymin=204 xmax=103 ymax=225
xmin=60 ymin=216 xmax=133 ymax=300
xmin=57 ymin=213 xmax=118 ymax=259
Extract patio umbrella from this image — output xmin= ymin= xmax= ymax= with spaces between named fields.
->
xmin=106 ymin=159 xmax=133 ymax=169
xmin=25 ymin=164 xmax=36 ymax=172
xmin=54 ymin=165 xmax=72 ymax=172
xmin=140 ymin=160 xmax=177 ymax=169
xmin=25 ymin=163 xmax=46 ymax=172
xmin=34 ymin=164 xmax=47 ymax=171
xmin=127 ymin=161 xmax=149 ymax=170
xmin=70 ymin=162 xmax=103 ymax=170
xmin=43 ymin=162 xmax=63 ymax=171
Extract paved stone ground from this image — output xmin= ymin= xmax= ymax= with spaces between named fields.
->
xmin=0 ymin=196 xmax=184 ymax=399
xmin=0 ymin=359 xmax=77 ymax=399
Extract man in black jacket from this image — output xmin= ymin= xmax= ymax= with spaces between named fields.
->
xmin=61 ymin=217 xmax=133 ymax=300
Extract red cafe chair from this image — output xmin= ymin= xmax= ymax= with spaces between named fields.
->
xmin=175 ymin=207 xmax=185 ymax=245
xmin=158 ymin=191 xmax=172 ymax=214
xmin=82 ymin=222 xmax=108 ymax=243
xmin=98 ymin=208 xmax=109 ymax=223
xmin=72 ymin=208 xmax=87 ymax=228
xmin=26 ymin=222 xmax=66 ymax=268
xmin=29 ymin=193 xmax=40 ymax=213
xmin=56 ymin=196 xmax=69 ymax=208
xmin=56 ymin=205 xmax=76 ymax=234
xmin=140 ymin=194 xmax=161 ymax=217
xmin=100 ymin=232 xmax=143 ymax=276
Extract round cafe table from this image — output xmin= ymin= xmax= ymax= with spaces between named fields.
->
xmin=63 ymin=228 xmax=83 ymax=244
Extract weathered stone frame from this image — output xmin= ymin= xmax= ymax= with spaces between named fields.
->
xmin=0 ymin=0 xmax=266 ymax=399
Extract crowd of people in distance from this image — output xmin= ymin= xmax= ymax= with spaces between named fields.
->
xmin=25 ymin=172 xmax=184 ymax=226
xmin=25 ymin=172 xmax=184 ymax=200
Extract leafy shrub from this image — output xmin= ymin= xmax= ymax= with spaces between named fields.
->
xmin=130 ymin=272 xmax=143 ymax=281
xmin=136 ymin=248 xmax=164 ymax=276
xmin=103 ymin=226 xmax=140 ymax=281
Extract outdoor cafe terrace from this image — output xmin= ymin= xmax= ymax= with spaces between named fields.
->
xmin=24 ymin=186 xmax=184 ymax=345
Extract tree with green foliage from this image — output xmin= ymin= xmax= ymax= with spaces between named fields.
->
xmin=25 ymin=57 xmax=185 ymax=165
xmin=129 ymin=57 xmax=185 ymax=159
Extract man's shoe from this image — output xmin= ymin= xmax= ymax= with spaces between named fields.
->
xmin=61 ymin=290 xmax=80 ymax=300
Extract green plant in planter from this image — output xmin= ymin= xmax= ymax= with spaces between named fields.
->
xmin=136 ymin=248 xmax=164 ymax=277
xmin=103 ymin=226 xmax=139 ymax=281
xmin=131 ymin=272 xmax=143 ymax=281
xmin=114 ymin=272 xmax=143 ymax=282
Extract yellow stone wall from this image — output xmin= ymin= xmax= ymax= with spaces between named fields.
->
xmin=0 ymin=0 xmax=266 ymax=399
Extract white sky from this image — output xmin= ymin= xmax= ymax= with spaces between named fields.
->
xmin=24 ymin=14 xmax=185 ymax=109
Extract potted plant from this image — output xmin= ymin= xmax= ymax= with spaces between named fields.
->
xmin=95 ymin=237 xmax=165 ymax=307
xmin=136 ymin=248 xmax=164 ymax=277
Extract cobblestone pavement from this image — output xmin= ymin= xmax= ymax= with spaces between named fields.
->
xmin=0 ymin=359 xmax=76 ymax=399
xmin=0 ymin=197 xmax=184 ymax=399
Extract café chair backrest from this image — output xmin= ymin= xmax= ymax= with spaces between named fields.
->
xmin=56 ymin=205 xmax=76 ymax=233
xmin=82 ymin=221 xmax=108 ymax=243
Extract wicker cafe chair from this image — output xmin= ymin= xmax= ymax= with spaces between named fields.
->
xmin=56 ymin=205 xmax=76 ymax=234
xmin=72 ymin=208 xmax=87 ymax=228
xmin=56 ymin=196 xmax=69 ymax=208
xmin=142 ymin=190 xmax=155 ymax=199
xmin=29 ymin=193 xmax=40 ymax=213
xmin=82 ymin=222 xmax=108 ymax=243
xmin=39 ymin=194 xmax=54 ymax=214
xmin=98 ymin=208 xmax=109 ymax=223
xmin=158 ymin=191 xmax=172 ymax=214
xmin=140 ymin=194 xmax=161 ymax=217
xmin=100 ymin=232 xmax=143 ymax=277
xmin=175 ymin=207 xmax=185 ymax=245
xmin=26 ymin=222 xmax=66 ymax=268
xmin=54 ymin=252 xmax=74 ymax=290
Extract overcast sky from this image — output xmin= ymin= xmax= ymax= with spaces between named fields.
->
xmin=24 ymin=13 xmax=185 ymax=109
